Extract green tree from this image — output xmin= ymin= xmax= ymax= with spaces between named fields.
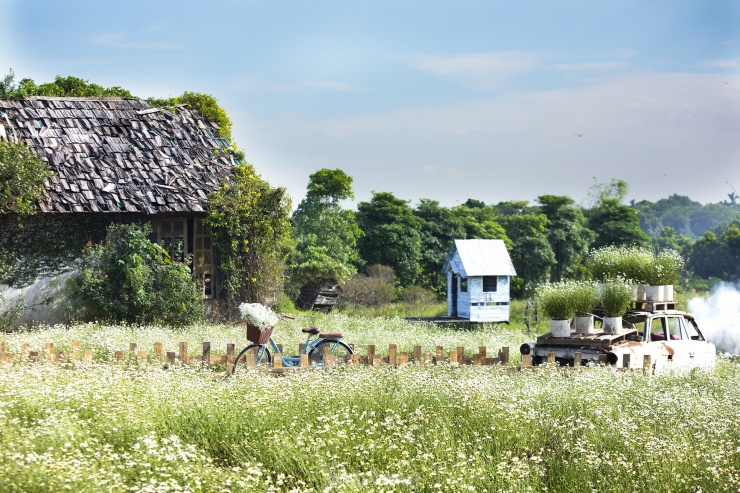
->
xmin=497 ymin=212 xmax=556 ymax=296
xmin=205 ymin=164 xmax=292 ymax=311
xmin=689 ymin=222 xmax=740 ymax=280
xmin=451 ymin=201 xmax=511 ymax=248
xmin=652 ymin=226 xmax=693 ymax=258
xmin=413 ymin=199 xmax=466 ymax=294
xmin=288 ymin=169 xmax=361 ymax=293
xmin=537 ymin=194 xmax=594 ymax=281
xmin=1 ymin=70 xmax=134 ymax=99
xmin=0 ymin=140 xmax=51 ymax=216
xmin=357 ymin=192 xmax=422 ymax=286
xmin=587 ymin=198 xmax=650 ymax=250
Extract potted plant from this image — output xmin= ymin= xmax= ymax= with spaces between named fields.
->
xmin=586 ymin=245 xmax=621 ymax=283
xmin=598 ymin=279 xmax=634 ymax=335
xmin=620 ymin=246 xmax=653 ymax=300
xmin=570 ymin=280 xmax=598 ymax=335
xmin=652 ymin=249 xmax=685 ymax=301
xmin=536 ymin=282 xmax=575 ymax=338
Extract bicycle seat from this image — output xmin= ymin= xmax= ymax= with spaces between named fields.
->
xmin=302 ymin=327 xmax=320 ymax=335
xmin=319 ymin=332 xmax=344 ymax=339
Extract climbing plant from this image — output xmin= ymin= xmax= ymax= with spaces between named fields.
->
xmin=0 ymin=140 xmax=51 ymax=216
xmin=205 ymin=163 xmax=292 ymax=312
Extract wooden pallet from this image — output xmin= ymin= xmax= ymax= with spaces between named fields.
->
xmin=632 ymin=301 xmax=678 ymax=311
xmin=536 ymin=328 xmax=638 ymax=348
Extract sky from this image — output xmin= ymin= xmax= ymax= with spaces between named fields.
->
xmin=2 ymin=0 xmax=739 ymax=209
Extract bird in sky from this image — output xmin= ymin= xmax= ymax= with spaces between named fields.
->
xmin=575 ymin=133 xmax=586 ymax=137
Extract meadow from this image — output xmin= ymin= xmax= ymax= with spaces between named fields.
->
xmin=2 ymin=312 xmax=739 ymax=492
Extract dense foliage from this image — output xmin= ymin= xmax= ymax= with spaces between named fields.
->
xmin=1 ymin=70 xmax=135 ymax=99
xmin=68 ymin=223 xmax=203 ymax=326
xmin=205 ymin=163 xmax=291 ymax=310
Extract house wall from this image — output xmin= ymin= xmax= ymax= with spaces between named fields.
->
xmin=467 ymin=275 xmax=511 ymax=322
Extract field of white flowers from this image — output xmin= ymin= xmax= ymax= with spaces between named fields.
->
xmin=2 ymin=314 xmax=740 ymax=492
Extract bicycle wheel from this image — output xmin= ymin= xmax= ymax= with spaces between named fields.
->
xmin=308 ymin=340 xmax=353 ymax=366
xmin=233 ymin=344 xmax=272 ymax=372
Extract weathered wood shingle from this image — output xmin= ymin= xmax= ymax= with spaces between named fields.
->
xmin=0 ymin=97 xmax=236 ymax=214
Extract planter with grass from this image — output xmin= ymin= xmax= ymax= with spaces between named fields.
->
xmin=587 ymin=245 xmax=653 ymax=301
xmin=599 ymin=279 xmax=634 ymax=335
xmin=647 ymin=249 xmax=685 ymax=302
xmin=536 ymin=282 xmax=575 ymax=338
xmin=571 ymin=280 xmax=598 ymax=335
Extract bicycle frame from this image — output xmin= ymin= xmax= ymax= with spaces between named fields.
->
xmin=265 ymin=332 xmax=344 ymax=367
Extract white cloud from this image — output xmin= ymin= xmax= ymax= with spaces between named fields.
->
xmin=411 ymin=51 xmax=541 ymax=89
xmin=554 ymin=61 xmax=627 ymax=71
xmin=705 ymin=58 xmax=740 ymax=70
xmin=306 ymin=81 xmax=364 ymax=92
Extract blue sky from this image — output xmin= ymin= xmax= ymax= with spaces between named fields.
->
xmin=2 ymin=0 xmax=739 ymax=208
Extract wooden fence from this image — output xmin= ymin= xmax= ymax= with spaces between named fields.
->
xmin=0 ymin=340 xmax=654 ymax=373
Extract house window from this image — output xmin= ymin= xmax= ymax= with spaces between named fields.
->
xmin=483 ymin=276 xmax=498 ymax=292
xmin=193 ymin=219 xmax=213 ymax=298
xmin=459 ymin=276 xmax=467 ymax=292
xmin=157 ymin=218 xmax=187 ymax=263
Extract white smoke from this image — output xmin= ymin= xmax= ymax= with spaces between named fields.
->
xmin=688 ymin=282 xmax=740 ymax=355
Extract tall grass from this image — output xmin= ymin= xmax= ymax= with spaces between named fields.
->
xmin=2 ymin=356 xmax=739 ymax=492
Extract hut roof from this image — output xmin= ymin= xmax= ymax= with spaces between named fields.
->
xmin=0 ymin=97 xmax=236 ymax=214
xmin=443 ymin=239 xmax=517 ymax=277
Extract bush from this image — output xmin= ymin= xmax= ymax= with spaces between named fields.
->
xmin=535 ymin=281 xmax=575 ymax=320
xmin=339 ymin=267 xmax=397 ymax=308
xmin=400 ymin=285 xmax=437 ymax=306
xmin=68 ymin=223 xmax=203 ymax=326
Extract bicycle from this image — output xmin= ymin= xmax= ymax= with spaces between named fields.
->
xmin=232 ymin=314 xmax=354 ymax=372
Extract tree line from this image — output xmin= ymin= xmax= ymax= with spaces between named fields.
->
xmin=288 ymin=171 xmax=740 ymax=300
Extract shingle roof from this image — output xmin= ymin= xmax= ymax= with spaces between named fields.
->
xmin=0 ymin=97 xmax=236 ymax=214
xmin=442 ymin=239 xmax=517 ymax=276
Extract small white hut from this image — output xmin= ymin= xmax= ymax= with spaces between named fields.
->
xmin=443 ymin=239 xmax=517 ymax=323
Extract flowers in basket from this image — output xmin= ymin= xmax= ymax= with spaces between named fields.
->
xmin=239 ymin=303 xmax=279 ymax=330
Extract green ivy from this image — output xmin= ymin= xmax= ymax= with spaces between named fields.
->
xmin=205 ymin=163 xmax=292 ymax=312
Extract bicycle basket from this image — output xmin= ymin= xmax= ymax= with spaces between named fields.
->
xmin=246 ymin=323 xmax=275 ymax=345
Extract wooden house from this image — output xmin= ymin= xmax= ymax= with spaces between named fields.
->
xmin=443 ymin=239 xmax=517 ymax=323
xmin=0 ymin=96 xmax=237 ymax=305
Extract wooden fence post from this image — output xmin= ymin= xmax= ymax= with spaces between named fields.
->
xmin=129 ymin=343 xmax=137 ymax=357
xmin=449 ymin=349 xmax=458 ymax=364
xmin=226 ymin=343 xmax=235 ymax=374
xmin=83 ymin=349 xmax=93 ymax=365
xmin=521 ymin=354 xmax=532 ymax=368
xmin=167 ymin=351 xmax=176 ymax=367
xmin=178 ymin=342 xmax=188 ymax=364
xmin=547 ymin=352 xmax=556 ymax=367
xmin=413 ymin=345 xmax=422 ymax=363
xmin=115 ymin=351 xmax=124 ymax=365
xmin=389 ymin=344 xmax=397 ymax=366
xmin=436 ymin=346 xmax=445 ymax=364
xmin=72 ymin=341 xmax=81 ymax=361
xmin=367 ymin=345 xmax=376 ymax=367
xmin=457 ymin=346 xmax=464 ymax=364
xmin=138 ymin=351 xmax=147 ymax=368
xmin=499 ymin=347 xmax=510 ymax=366
xmin=154 ymin=342 xmax=163 ymax=360
xmin=574 ymin=352 xmax=582 ymax=367
xmin=202 ymin=342 xmax=211 ymax=368
xmin=300 ymin=353 xmax=309 ymax=368
xmin=45 ymin=343 xmax=54 ymax=363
